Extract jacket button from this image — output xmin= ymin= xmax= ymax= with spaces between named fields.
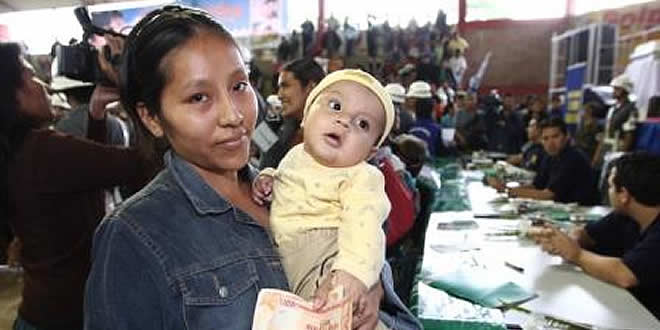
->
xmin=218 ymin=286 xmax=228 ymax=298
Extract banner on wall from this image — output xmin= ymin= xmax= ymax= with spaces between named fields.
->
xmin=91 ymin=5 xmax=164 ymax=35
xmin=89 ymin=0 xmax=286 ymax=38
xmin=181 ymin=0 xmax=286 ymax=37
xmin=575 ymin=1 xmax=660 ymax=72
xmin=0 ymin=24 xmax=8 ymax=41
xmin=586 ymin=2 xmax=660 ymax=36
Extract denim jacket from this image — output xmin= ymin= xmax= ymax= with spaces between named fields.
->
xmin=84 ymin=152 xmax=421 ymax=330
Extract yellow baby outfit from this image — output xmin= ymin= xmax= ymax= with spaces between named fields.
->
xmin=262 ymin=144 xmax=390 ymax=298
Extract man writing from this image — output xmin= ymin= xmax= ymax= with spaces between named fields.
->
xmin=507 ymin=117 xmax=598 ymax=205
xmin=529 ymin=152 xmax=660 ymax=319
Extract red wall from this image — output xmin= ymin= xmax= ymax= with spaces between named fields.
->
xmin=460 ymin=18 xmax=568 ymax=98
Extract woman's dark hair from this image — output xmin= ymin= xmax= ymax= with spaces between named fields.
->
xmin=120 ymin=5 xmax=238 ymax=165
xmin=613 ymin=152 xmax=660 ymax=206
xmin=280 ymin=57 xmax=325 ymax=88
xmin=414 ymin=97 xmax=435 ymax=119
xmin=1 ymin=43 xmax=33 ymax=222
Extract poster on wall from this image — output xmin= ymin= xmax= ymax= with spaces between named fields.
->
xmin=575 ymin=1 xmax=660 ymax=73
xmin=87 ymin=0 xmax=286 ymax=49
xmin=181 ymin=0 xmax=286 ymax=37
xmin=0 ymin=24 xmax=8 ymax=41
xmin=91 ymin=6 xmax=163 ymax=35
xmin=250 ymin=0 xmax=285 ymax=36
xmin=181 ymin=0 xmax=251 ymax=36
xmin=90 ymin=4 xmax=167 ymax=46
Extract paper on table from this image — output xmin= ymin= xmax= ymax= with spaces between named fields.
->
xmin=441 ymin=128 xmax=455 ymax=145
xmin=426 ymin=268 xmax=537 ymax=309
xmin=415 ymin=281 xmax=505 ymax=323
xmin=520 ymin=264 xmax=660 ymax=330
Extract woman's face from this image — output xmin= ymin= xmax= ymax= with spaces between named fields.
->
xmin=277 ymin=70 xmax=310 ymax=119
xmin=142 ymin=30 xmax=257 ymax=176
xmin=17 ymin=65 xmax=52 ymax=123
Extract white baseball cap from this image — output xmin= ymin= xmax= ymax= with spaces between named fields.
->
xmin=406 ymin=81 xmax=432 ymax=99
xmin=385 ymin=83 xmax=406 ymax=104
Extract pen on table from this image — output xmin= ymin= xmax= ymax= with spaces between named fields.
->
xmin=506 ymin=323 xmax=523 ymax=330
xmin=504 ymin=261 xmax=524 ymax=273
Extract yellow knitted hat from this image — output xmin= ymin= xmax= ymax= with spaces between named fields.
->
xmin=302 ymin=69 xmax=395 ymax=147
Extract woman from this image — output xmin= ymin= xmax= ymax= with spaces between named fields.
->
xmin=84 ymin=6 xmax=419 ymax=330
xmin=0 ymin=43 xmax=150 ymax=330
xmin=258 ymin=57 xmax=325 ymax=169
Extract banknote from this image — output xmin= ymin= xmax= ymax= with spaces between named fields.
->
xmin=252 ymin=287 xmax=351 ymax=330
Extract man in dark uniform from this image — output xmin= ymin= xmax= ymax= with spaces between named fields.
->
xmin=506 ymin=118 xmax=546 ymax=172
xmin=529 ymin=153 xmax=660 ymax=319
xmin=509 ymin=117 xmax=598 ymax=205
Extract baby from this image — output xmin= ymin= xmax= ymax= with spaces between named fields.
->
xmin=253 ymin=69 xmax=394 ymax=323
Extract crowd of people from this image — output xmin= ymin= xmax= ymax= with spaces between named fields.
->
xmin=276 ymin=10 xmax=470 ymax=91
xmin=1 ymin=3 xmax=658 ymax=330
xmin=1 ymin=5 xmax=422 ymax=330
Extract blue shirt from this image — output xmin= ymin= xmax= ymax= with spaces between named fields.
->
xmin=409 ymin=118 xmax=442 ymax=156
xmin=84 ymin=152 xmax=421 ymax=330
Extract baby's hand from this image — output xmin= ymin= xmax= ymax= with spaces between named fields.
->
xmin=252 ymin=174 xmax=274 ymax=206
xmin=313 ymin=270 xmax=368 ymax=313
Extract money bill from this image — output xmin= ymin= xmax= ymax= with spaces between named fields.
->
xmin=252 ymin=287 xmax=352 ymax=330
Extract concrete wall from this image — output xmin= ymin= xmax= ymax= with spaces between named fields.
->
xmin=461 ymin=18 xmax=567 ymax=98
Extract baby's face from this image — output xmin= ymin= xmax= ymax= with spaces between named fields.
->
xmin=303 ymin=80 xmax=385 ymax=168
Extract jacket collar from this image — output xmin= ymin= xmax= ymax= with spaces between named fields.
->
xmin=165 ymin=151 xmax=232 ymax=215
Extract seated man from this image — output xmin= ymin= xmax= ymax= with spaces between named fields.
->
xmin=506 ymin=118 xmax=546 ymax=172
xmin=529 ymin=152 xmax=660 ymax=319
xmin=509 ymin=117 xmax=598 ymax=205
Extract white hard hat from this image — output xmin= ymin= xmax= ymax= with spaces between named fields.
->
xmin=266 ymin=94 xmax=282 ymax=108
xmin=610 ymin=74 xmax=633 ymax=94
xmin=406 ymin=81 xmax=432 ymax=99
xmin=385 ymin=83 xmax=406 ymax=104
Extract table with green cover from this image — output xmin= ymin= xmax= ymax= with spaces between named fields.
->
xmin=409 ymin=159 xmax=658 ymax=330
xmin=428 ymin=158 xmax=473 ymax=213
xmin=412 ymin=159 xmax=512 ymax=329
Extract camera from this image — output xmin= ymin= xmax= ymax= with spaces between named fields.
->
xmin=55 ymin=41 xmax=102 ymax=83
xmin=54 ymin=7 xmax=124 ymax=83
